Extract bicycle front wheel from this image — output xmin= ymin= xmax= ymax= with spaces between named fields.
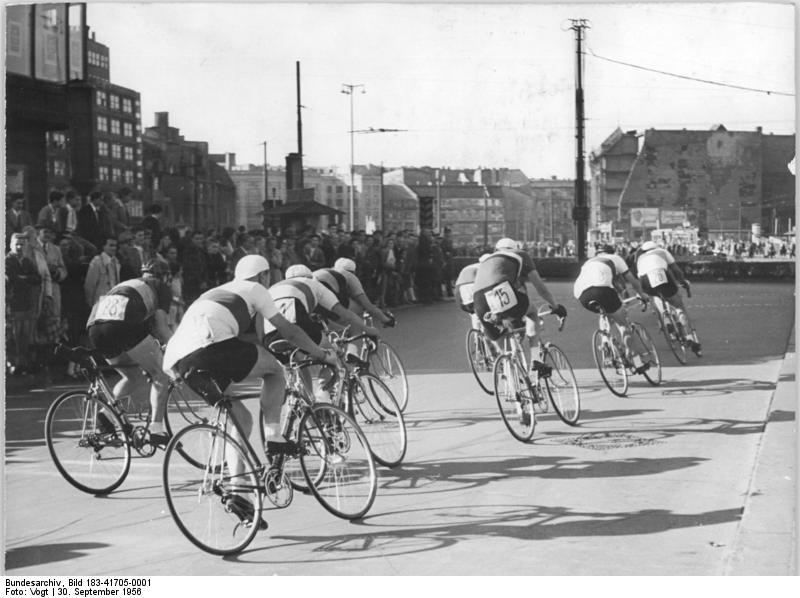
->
xmin=542 ymin=344 xmax=581 ymax=425
xmin=350 ymin=373 xmax=407 ymax=467
xmin=45 ymin=392 xmax=131 ymax=495
xmin=299 ymin=404 xmax=377 ymax=520
xmin=466 ymin=328 xmax=494 ymax=395
xmin=592 ymin=329 xmax=628 ymax=397
xmin=163 ymin=424 xmax=262 ymax=556
xmin=493 ymin=354 xmax=536 ymax=442
xmin=658 ymin=304 xmax=687 ymax=365
xmin=367 ymin=340 xmax=409 ymax=412
xmin=632 ymin=324 xmax=662 ymax=386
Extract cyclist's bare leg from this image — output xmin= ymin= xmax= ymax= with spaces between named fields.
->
xmin=665 ymin=292 xmax=699 ymax=343
xmin=523 ymin=314 xmax=542 ymax=366
xmin=227 ymin=400 xmax=252 ymax=480
xmin=607 ymin=308 xmax=634 ymax=359
xmin=246 ymin=346 xmax=286 ymax=443
xmin=123 ymin=335 xmax=170 ymax=432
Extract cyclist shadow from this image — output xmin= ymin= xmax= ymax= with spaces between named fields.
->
xmin=655 ymin=378 xmax=777 ymax=393
xmin=225 ymin=503 xmax=741 ymax=565
xmin=5 ymin=541 xmax=110 ymax=570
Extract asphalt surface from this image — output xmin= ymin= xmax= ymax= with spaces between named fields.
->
xmin=2 ymin=281 xmax=796 ymax=576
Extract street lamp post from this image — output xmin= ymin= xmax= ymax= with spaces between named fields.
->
xmin=341 ymin=83 xmax=365 ymax=231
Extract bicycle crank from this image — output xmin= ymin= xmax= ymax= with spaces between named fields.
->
xmin=263 ymin=468 xmax=293 ymax=508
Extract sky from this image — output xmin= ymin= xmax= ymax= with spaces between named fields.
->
xmin=87 ymin=1 xmax=796 ymax=179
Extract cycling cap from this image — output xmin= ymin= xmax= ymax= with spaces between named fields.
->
xmin=234 ymin=254 xmax=270 ymax=280
xmin=285 ymin=264 xmax=313 ymax=279
xmin=640 ymin=241 xmax=658 ymax=252
xmin=334 ymin=257 xmax=357 ymax=273
xmin=141 ymin=259 xmax=169 ymax=277
xmin=495 ymin=237 xmax=517 ymax=251
xmin=597 ymin=244 xmax=615 ymax=254
xmin=478 ymin=253 xmax=492 ymax=263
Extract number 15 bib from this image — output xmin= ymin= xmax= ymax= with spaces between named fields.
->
xmin=486 ymin=281 xmax=518 ymax=314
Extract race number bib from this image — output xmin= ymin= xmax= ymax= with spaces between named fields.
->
xmin=486 ymin=281 xmax=518 ymax=314
xmin=646 ymin=269 xmax=668 ymax=287
xmin=275 ymin=298 xmax=297 ymax=323
xmin=458 ymin=283 xmax=475 ymax=305
xmin=94 ymin=295 xmax=129 ymax=321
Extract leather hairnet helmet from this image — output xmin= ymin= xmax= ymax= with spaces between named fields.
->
xmin=334 ymin=257 xmax=357 ymax=273
xmin=285 ymin=264 xmax=313 ymax=279
xmin=495 ymin=237 xmax=517 ymax=251
xmin=234 ymin=255 xmax=270 ymax=280
xmin=640 ymin=241 xmax=658 ymax=252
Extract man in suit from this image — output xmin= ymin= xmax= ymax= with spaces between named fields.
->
xmin=77 ymin=191 xmax=113 ymax=249
xmin=37 ymin=191 xmax=65 ymax=230
xmin=57 ymin=190 xmax=81 ymax=235
xmin=6 ymin=195 xmax=33 ymax=243
xmin=84 ymin=236 xmax=121 ymax=308
xmin=106 ymin=188 xmax=132 ymax=236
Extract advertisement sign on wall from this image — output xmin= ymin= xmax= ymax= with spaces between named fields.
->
xmin=630 ymin=207 xmax=659 ymax=228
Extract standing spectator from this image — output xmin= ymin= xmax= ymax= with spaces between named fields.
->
xmin=379 ymin=237 xmax=399 ymax=307
xmin=230 ymin=233 xmax=256 ymax=274
xmin=5 ymin=233 xmax=41 ymax=375
xmin=303 ymin=234 xmax=326 ymax=271
xmin=361 ymin=236 xmax=381 ymax=302
xmin=181 ymin=230 xmax=209 ymax=305
xmin=402 ymin=232 xmax=419 ymax=304
xmin=116 ymin=230 xmax=142 ymax=282
xmin=321 ymin=229 xmax=337 ymax=267
xmin=37 ymin=191 xmax=65 ymax=230
xmin=265 ymin=236 xmax=284 ymax=285
xmin=6 ymin=195 xmax=33 ymax=243
xmin=416 ymin=227 xmax=435 ymax=303
xmin=163 ymin=247 xmax=185 ymax=331
xmin=77 ymin=191 xmax=113 ymax=249
xmin=57 ymin=190 xmax=81 ymax=235
xmin=84 ymin=237 xmax=120 ymax=308
xmin=206 ymin=237 xmax=228 ymax=287
xmin=140 ymin=203 xmax=163 ymax=242
xmin=58 ymin=233 xmax=92 ymax=378
xmin=30 ymin=225 xmax=66 ymax=384
xmin=440 ymin=227 xmax=455 ymax=298
xmin=337 ymin=231 xmax=356 ymax=259
xmin=106 ymin=188 xmax=132 ymax=236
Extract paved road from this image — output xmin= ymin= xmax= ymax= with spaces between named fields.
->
xmin=3 ymin=281 xmax=796 ymax=575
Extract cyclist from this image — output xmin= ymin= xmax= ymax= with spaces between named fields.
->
xmin=472 ymin=237 xmax=567 ymax=374
xmin=454 ymin=254 xmax=491 ymax=331
xmin=162 ymin=255 xmax=337 ymax=529
xmin=85 ymin=260 xmax=174 ymax=445
xmin=262 ymin=264 xmax=380 ymax=393
xmin=636 ymin=241 xmax=702 ymax=356
xmin=573 ymin=244 xmax=650 ymax=371
xmin=313 ymin=257 xmax=395 ymax=362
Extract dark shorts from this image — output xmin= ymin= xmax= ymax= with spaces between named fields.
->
xmin=639 ymin=273 xmax=678 ymax=299
xmin=473 ymin=283 xmax=529 ymax=341
xmin=263 ymin=299 xmax=323 ymax=364
xmin=578 ymin=286 xmax=622 ymax=314
xmin=173 ymin=337 xmax=259 ymax=392
xmin=459 ymin=301 xmax=474 ymax=315
xmin=88 ymin=321 xmax=149 ymax=358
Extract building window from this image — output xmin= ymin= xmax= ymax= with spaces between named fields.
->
xmin=109 ymin=94 xmax=120 ymax=110
xmin=110 ymin=119 xmax=121 ymax=135
xmin=112 ymin=167 xmax=122 ymax=182
xmin=53 ymin=160 xmax=66 ymax=176
xmin=98 ymin=141 xmax=109 ymax=156
xmin=335 ymin=197 xmax=344 ymax=207
xmin=123 ymin=122 xmax=133 ymax=137
xmin=49 ymin=132 xmax=66 ymax=149
xmin=326 ymin=185 xmax=332 ymax=194
xmin=336 ymin=185 xmax=343 ymax=193
xmin=111 ymin=144 xmax=122 ymax=159
xmin=122 ymin=98 xmax=132 ymax=113
xmin=124 ymin=170 xmax=134 ymax=184
xmin=99 ymin=166 xmax=109 ymax=181
xmin=124 ymin=146 xmax=134 ymax=161
xmin=96 ymin=90 xmax=107 ymax=107
xmin=97 ymin=116 xmax=108 ymax=132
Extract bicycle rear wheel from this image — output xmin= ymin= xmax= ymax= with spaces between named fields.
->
xmin=298 ymin=404 xmax=377 ymax=520
xmin=632 ymin=324 xmax=662 ymax=386
xmin=542 ymin=344 xmax=581 ymax=425
xmin=658 ymin=302 xmax=687 ymax=365
xmin=466 ymin=328 xmax=494 ymax=395
xmin=163 ymin=424 xmax=262 ymax=556
xmin=367 ymin=340 xmax=409 ymax=412
xmin=592 ymin=329 xmax=628 ymax=397
xmin=350 ymin=373 xmax=407 ymax=467
xmin=164 ymin=382 xmax=213 ymax=437
xmin=493 ymin=354 xmax=536 ymax=442
xmin=45 ymin=392 xmax=131 ymax=495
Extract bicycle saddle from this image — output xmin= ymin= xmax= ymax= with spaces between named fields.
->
xmin=268 ymin=339 xmax=295 ymax=356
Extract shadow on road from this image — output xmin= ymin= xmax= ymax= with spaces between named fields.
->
xmin=5 ymin=542 xmax=110 ymax=571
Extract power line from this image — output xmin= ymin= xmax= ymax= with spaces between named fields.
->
xmin=587 ymin=47 xmax=794 ymax=97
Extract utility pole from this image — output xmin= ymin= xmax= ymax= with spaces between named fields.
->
xmin=341 ymin=83 xmax=365 ymax=231
xmin=569 ymin=18 xmax=590 ymax=263
xmin=380 ymin=162 xmax=385 ymax=231
xmin=296 ymin=61 xmax=304 ymax=189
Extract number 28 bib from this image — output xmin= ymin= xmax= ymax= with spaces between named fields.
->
xmin=94 ymin=295 xmax=129 ymax=321
xmin=486 ymin=281 xmax=518 ymax=314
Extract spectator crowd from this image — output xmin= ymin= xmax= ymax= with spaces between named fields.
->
xmin=5 ymin=189 xmax=458 ymax=383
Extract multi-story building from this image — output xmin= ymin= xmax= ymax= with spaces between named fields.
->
xmin=610 ymin=125 xmax=796 ymax=240
xmin=525 ymin=177 xmax=583 ymax=245
xmin=589 ymin=128 xmax=639 ymax=231
xmin=142 ymin=112 xmax=236 ymax=230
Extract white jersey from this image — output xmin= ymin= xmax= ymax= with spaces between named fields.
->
xmin=455 ymin=263 xmax=479 ymax=305
xmin=573 ymin=253 xmax=629 ymax=298
xmin=263 ymin=277 xmax=340 ymax=333
xmin=163 ymin=280 xmax=278 ymax=373
xmin=636 ymin=248 xmax=675 ymax=276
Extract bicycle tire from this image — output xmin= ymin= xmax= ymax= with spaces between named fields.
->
xmin=163 ymin=424 xmax=262 ymax=556
xmin=632 ymin=324 xmax=662 ymax=386
xmin=591 ymin=329 xmax=628 ymax=397
xmin=657 ymin=301 xmax=687 ymax=365
xmin=45 ymin=391 xmax=131 ymax=495
xmin=298 ymin=403 xmax=377 ymax=520
xmin=350 ymin=373 xmax=407 ymax=467
xmin=492 ymin=354 xmax=536 ymax=442
xmin=367 ymin=340 xmax=409 ymax=412
xmin=466 ymin=328 xmax=494 ymax=395
xmin=163 ymin=382 xmax=212 ymax=437
xmin=542 ymin=344 xmax=581 ymax=425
